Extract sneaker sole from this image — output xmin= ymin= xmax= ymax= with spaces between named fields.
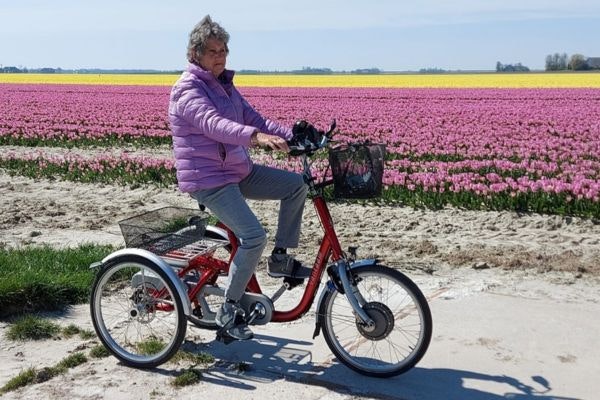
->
xmin=218 ymin=329 xmax=254 ymax=341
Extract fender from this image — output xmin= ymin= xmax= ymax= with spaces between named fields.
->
xmin=205 ymin=225 xmax=229 ymax=242
xmin=312 ymin=258 xmax=378 ymax=339
xmin=97 ymin=248 xmax=192 ymax=316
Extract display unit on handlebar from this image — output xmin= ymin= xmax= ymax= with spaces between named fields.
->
xmin=89 ymin=120 xmax=432 ymax=378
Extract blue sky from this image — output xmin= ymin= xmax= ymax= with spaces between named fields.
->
xmin=1 ymin=0 xmax=599 ymax=71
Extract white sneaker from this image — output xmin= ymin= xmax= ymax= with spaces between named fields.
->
xmin=215 ymin=302 xmax=253 ymax=340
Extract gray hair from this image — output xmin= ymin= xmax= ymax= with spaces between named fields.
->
xmin=187 ymin=15 xmax=230 ymax=64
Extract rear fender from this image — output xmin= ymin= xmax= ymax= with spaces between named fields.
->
xmin=205 ymin=225 xmax=229 ymax=242
xmin=99 ymin=248 xmax=191 ymax=316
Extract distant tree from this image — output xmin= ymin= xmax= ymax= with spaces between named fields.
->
xmin=545 ymin=55 xmax=554 ymax=71
xmin=560 ymin=53 xmax=569 ymax=69
xmin=546 ymin=53 xmax=569 ymax=71
xmin=294 ymin=67 xmax=333 ymax=74
xmin=568 ymin=54 xmax=588 ymax=70
xmin=238 ymin=69 xmax=262 ymax=74
xmin=496 ymin=62 xmax=529 ymax=72
xmin=553 ymin=53 xmax=563 ymax=70
xmin=2 ymin=66 xmax=22 ymax=73
xmin=352 ymin=68 xmax=381 ymax=74
xmin=419 ymin=67 xmax=446 ymax=74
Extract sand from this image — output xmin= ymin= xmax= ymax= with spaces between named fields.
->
xmin=1 ymin=170 xmax=600 ymax=399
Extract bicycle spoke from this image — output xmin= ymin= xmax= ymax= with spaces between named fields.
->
xmin=92 ymin=260 xmax=186 ymax=367
xmin=321 ymin=266 xmax=431 ymax=376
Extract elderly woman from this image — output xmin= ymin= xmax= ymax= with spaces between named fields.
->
xmin=168 ymin=15 xmax=309 ymax=341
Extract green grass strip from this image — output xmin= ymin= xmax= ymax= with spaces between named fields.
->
xmin=0 ymin=244 xmax=114 ymax=318
xmin=1 ymin=156 xmax=598 ymax=218
xmin=0 ymin=133 xmax=172 ymax=148
xmin=380 ymin=186 xmax=600 ymax=218
xmin=6 ymin=315 xmax=61 ymax=340
xmin=89 ymin=345 xmax=110 ymax=359
xmin=0 ymin=158 xmax=176 ymax=187
xmin=171 ymin=368 xmax=203 ymax=387
xmin=0 ymin=353 xmax=87 ymax=394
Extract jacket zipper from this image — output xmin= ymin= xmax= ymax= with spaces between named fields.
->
xmin=215 ymin=81 xmax=247 ymax=170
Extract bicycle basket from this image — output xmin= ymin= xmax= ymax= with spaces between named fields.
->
xmin=118 ymin=207 xmax=208 ymax=255
xmin=329 ymin=143 xmax=386 ymax=199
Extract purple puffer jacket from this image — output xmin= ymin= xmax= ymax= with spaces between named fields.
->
xmin=168 ymin=63 xmax=292 ymax=192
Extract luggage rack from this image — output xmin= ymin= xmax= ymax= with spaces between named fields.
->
xmin=159 ymin=237 xmax=229 ymax=267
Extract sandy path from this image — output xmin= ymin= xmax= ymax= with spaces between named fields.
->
xmin=1 ymin=170 xmax=600 ymax=399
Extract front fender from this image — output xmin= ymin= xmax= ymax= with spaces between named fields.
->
xmin=98 ymin=248 xmax=191 ymax=316
xmin=312 ymin=259 xmax=378 ymax=339
xmin=348 ymin=258 xmax=378 ymax=269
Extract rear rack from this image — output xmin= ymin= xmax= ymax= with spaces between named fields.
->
xmin=160 ymin=237 xmax=229 ymax=267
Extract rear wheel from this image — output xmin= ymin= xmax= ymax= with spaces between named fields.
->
xmin=90 ymin=255 xmax=187 ymax=368
xmin=319 ymin=264 xmax=432 ymax=377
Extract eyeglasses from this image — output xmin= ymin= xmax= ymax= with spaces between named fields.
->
xmin=204 ymin=48 xmax=228 ymax=58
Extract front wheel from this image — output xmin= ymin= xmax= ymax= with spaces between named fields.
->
xmin=318 ymin=265 xmax=432 ymax=377
xmin=90 ymin=255 xmax=187 ymax=368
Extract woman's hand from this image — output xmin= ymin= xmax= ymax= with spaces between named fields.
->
xmin=252 ymin=132 xmax=290 ymax=152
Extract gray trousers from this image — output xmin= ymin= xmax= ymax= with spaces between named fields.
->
xmin=191 ymin=164 xmax=308 ymax=301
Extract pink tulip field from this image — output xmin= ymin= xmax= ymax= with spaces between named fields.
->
xmin=1 ymin=83 xmax=599 ymax=216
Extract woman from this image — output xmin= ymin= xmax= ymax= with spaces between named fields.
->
xmin=168 ymin=15 xmax=309 ymax=341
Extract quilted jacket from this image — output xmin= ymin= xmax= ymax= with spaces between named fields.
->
xmin=168 ymin=63 xmax=292 ymax=192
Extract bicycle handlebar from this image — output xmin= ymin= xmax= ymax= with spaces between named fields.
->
xmin=287 ymin=119 xmax=337 ymax=156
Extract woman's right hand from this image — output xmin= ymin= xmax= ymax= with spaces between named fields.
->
xmin=252 ymin=132 xmax=290 ymax=152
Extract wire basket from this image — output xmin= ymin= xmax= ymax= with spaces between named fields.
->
xmin=329 ymin=143 xmax=386 ymax=199
xmin=118 ymin=207 xmax=209 ymax=255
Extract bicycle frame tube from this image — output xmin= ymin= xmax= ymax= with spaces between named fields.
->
xmin=246 ymin=193 xmax=342 ymax=322
xmin=268 ymin=233 xmax=332 ymax=322
xmin=187 ymin=154 xmax=349 ymax=323
xmin=183 ymin=255 xmax=228 ymax=302
xmin=312 ymin=196 xmax=345 ymax=260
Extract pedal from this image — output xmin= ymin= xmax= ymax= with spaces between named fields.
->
xmin=283 ymin=276 xmax=305 ymax=289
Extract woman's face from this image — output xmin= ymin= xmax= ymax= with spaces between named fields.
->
xmin=198 ymin=38 xmax=228 ymax=77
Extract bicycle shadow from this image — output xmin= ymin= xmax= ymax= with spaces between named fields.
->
xmin=182 ymin=333 xmax=580 ymax=400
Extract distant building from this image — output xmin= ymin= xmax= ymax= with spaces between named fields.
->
xmin=587 ymin=57 xmax=600 ymax=69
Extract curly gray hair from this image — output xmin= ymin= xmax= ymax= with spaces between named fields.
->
xmin=187 ymin=15 xmax=230 ymax=65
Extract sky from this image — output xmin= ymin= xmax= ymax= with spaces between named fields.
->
xmin=1 ymin=0 xmax=599 ymax=72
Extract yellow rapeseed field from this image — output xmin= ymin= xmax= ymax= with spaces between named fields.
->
xmin=1 ymin=72 xmax=599 ymax=87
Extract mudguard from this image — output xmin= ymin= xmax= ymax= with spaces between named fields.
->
xmin=205 ymin=225 xmax=229 ymax=242
xmin=312 ymin=258 xmax=378 ymax=339
xmin=98 ymin=248 xmax=192 ymax=316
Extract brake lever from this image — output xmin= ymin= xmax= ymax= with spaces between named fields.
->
xmin=288 ymin=145 xmax=306 ymax=157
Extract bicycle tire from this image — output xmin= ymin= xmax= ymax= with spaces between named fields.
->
xmin=318 ymin=264 xmax=432 ymax=377
xmin=90 ymin=255 xmax=187 ymax=368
